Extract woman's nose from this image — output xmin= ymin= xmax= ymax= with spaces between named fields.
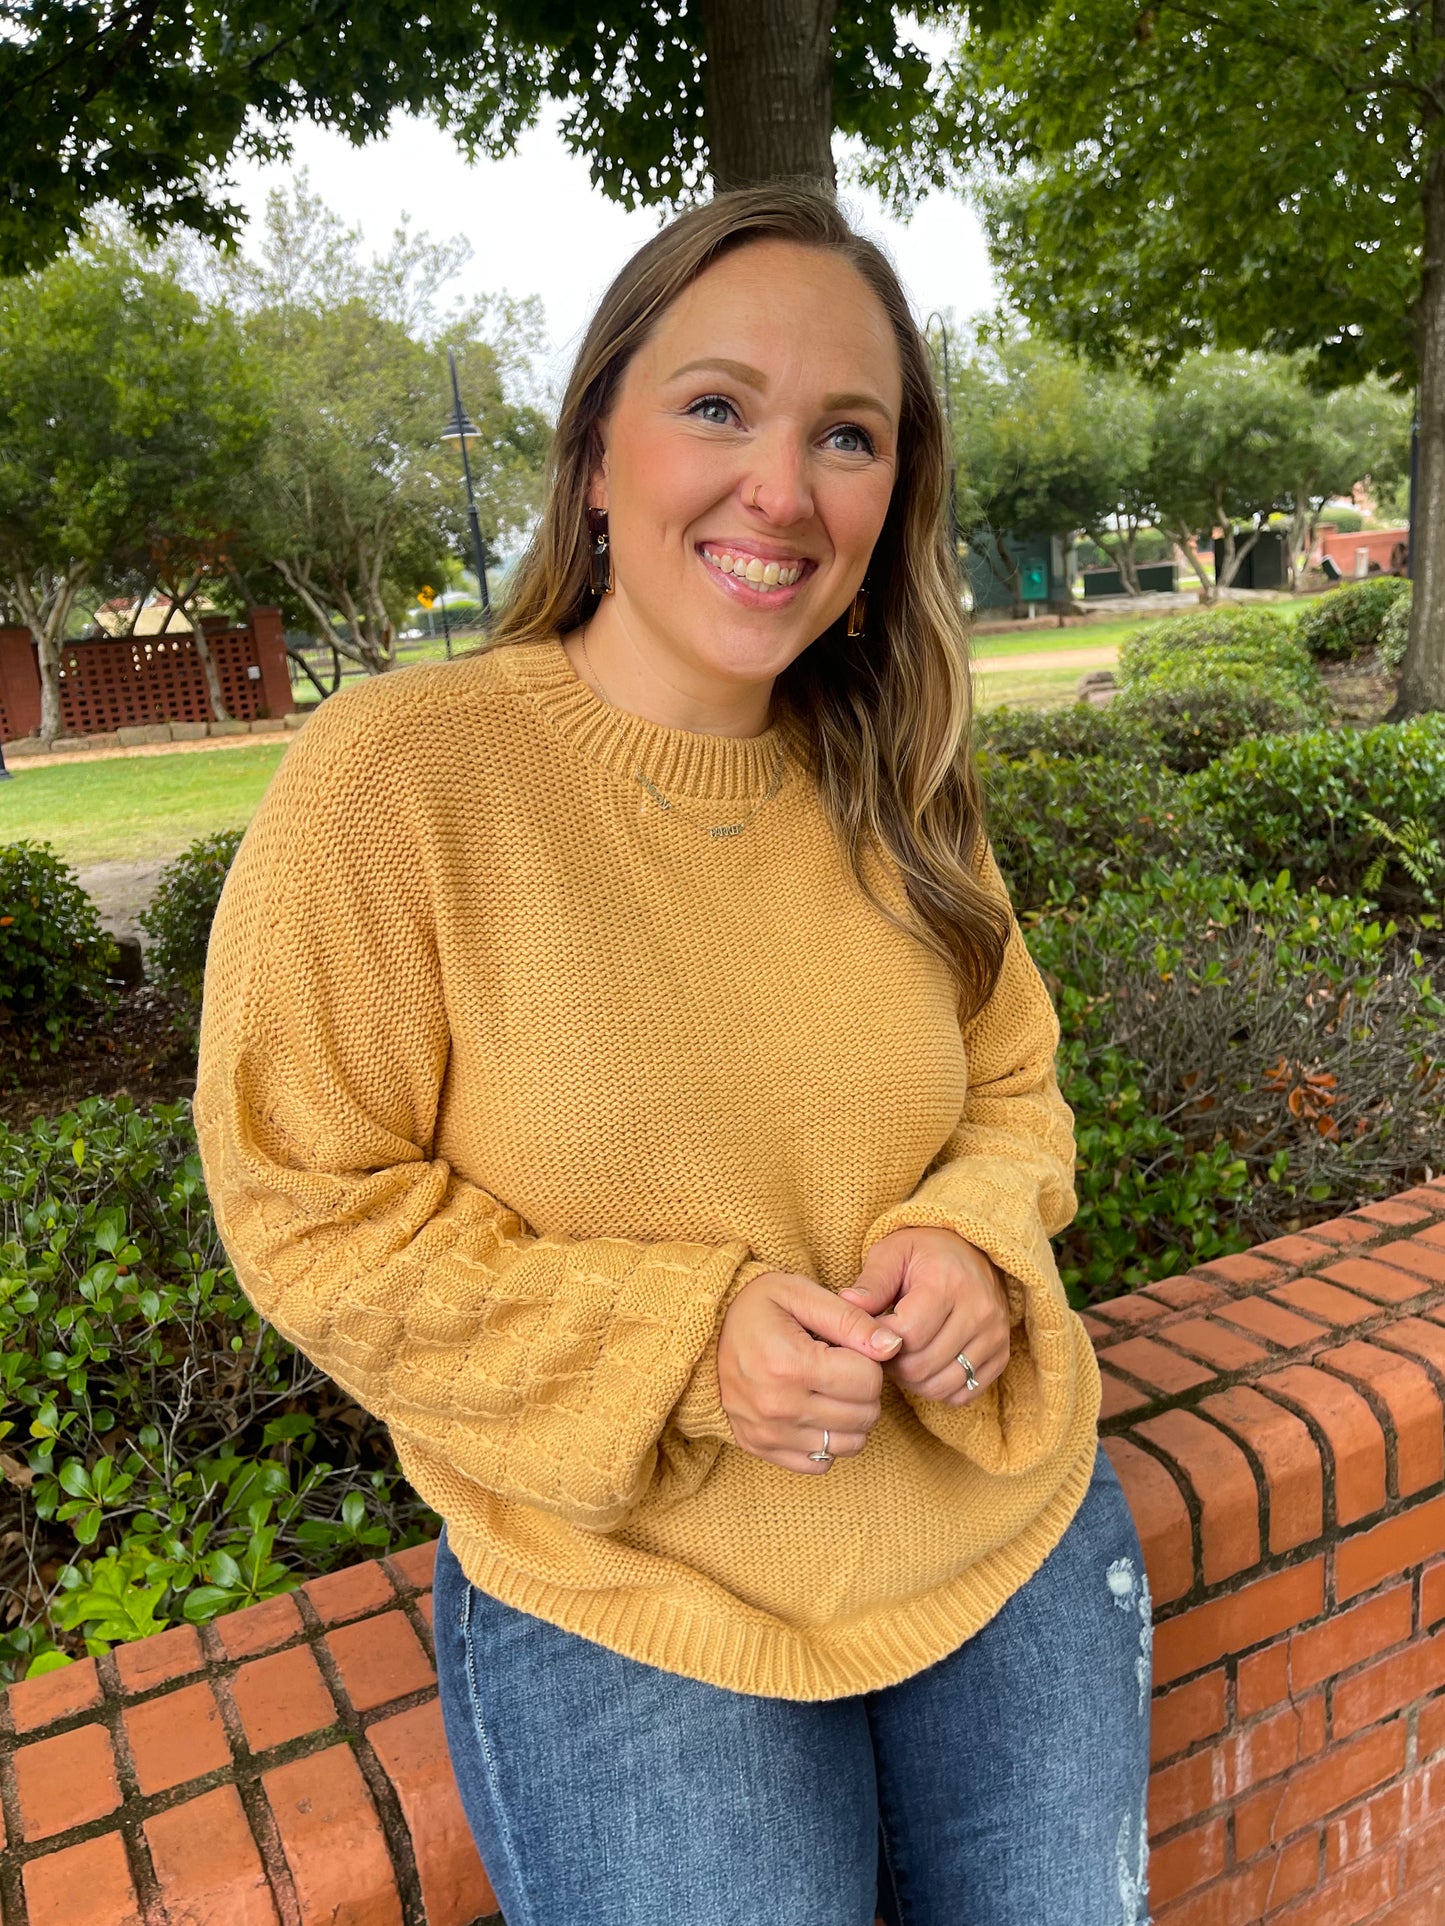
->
xmin=744 ymin=434 xmax=814 ymax=525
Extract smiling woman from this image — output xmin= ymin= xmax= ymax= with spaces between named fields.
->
xmin=192 ymin=186 xmax=1144 ymax=1926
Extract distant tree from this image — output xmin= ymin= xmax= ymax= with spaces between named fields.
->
xmin=222 ymin=185 xmax=550 ymax=672
xmin=0 ymin=239 xmax=264 ymax=739
xmin=950 ymin=0 xmax=1443 ymax=712
xmin=1146 ymin=355 xmax=1412 ymax=595
xmin=945 ymin=317 xmax=1153 ymax=602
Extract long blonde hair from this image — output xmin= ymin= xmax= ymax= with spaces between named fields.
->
xmin=486 ymin=183 xmax=1010 ymax=1017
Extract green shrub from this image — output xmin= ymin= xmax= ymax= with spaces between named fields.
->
xmin=977 ymin=681 xmax=1310 ymax=775
xmin=138 ymin=830 xmax=244 ymax=1043
xmin=1379 ymin=588 xmax=1412 ymax=672
xmin=1117 ymin=684 xmax=1314 ymax=773
xmin=1030 ymin=869 xmax=1445 ymax=1298
xmin=0 ymin=1096 xmax=438 ymax=1682
xmin=1296 ymin=577 xmax=1410 ymax=661
xmin=974 ymin=704 xmax=1157 ymax=765
xmin=0 ymin=842 xmax=120 ymax=1073
xmin=982 ymin=752 xmax=1236 ymax=915
xmin=1116 ymin=606 xmax=1327 ymax=720
xmin=1187 ymin=716 xmax=1445 ymax=913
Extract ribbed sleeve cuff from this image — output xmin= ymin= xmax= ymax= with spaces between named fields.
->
xmin=670 ymin=1258 xmax=777 ymax=1443
xmin=863 ymin=1207 xmax=1029 ymax=1327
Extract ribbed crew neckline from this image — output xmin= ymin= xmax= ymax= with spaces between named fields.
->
xmin=494 ymin=635 xmax=806 ymax=803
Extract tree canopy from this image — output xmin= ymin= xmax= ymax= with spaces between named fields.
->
xmin=0 ymin=0 xmax=959 ymax=276
xmin=0 ymin=237 xmax=263 ymax=736
xmin=949 ymin=0 xmax=1443 ymax=710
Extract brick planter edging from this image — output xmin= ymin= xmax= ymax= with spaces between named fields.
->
xmin=2 ymin=1181 xmax=1444 ymax=1925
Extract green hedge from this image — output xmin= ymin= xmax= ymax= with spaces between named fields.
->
xmin=1296 ymin=578 xmax=1410 ymax=661
xmin=1187 ymin=716 xmax=1445 ymax=913
xmin=1115 ymin=606 xmax=1327 ymax=721
xmin=138 ymin=830 xmax=246 ymax=1049
xmin=0 ymin=1097 xmax=438 ymax=1683
xmin=981 ymin=751 xmax=1236 ymax=914
xmin=0 ymin=842 xmax=120 ymax=1074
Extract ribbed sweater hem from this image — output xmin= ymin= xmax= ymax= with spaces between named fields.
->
xmin=444 ymin=1417 xmax=1101 ymax=1702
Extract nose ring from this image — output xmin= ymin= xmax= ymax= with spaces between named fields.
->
xmin=749 ymin=483 xmax=762 ymax=511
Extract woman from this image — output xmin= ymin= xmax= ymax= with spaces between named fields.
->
xmin=194 ymin=185 xmax=1152 ymax=1926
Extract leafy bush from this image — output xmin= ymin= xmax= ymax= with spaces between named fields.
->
xmin=138 ymin=830 xmax=244 ymax=1043
xmin=1116 ymin=606 xmax=1327 ymax=721
xmin=1116 ymin=685 xmax=1314 ymax=773
xmin=975 ymin=704 xmax=1157 ymax=765
xmin=0 ymin=1096 xmax=437 ymax=1682
xmin=977 ymin=681 xmax=1310 ymax=776
xmin=1031 ymin=870 xmax=1445 ymax=1298
xmin=982 ymin=751 xmax=1236 ymax=915
xmin=0 ymin=842 xmax=120 ymax=1074
xmin=1188 ymin=716 xmax=1445 ymax=913
xmin=1379 ymin=588 xmax=1412 ymax=672
xmin=1296 ymin=577 xmax=1411 ymax=661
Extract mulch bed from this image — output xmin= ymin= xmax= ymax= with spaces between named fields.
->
xmin=0 ymin=981 xmax=197 ymax=1132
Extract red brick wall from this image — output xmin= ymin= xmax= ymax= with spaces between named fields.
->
xmin=2 ymin=1183 xmax=1443 ymax=1925
xmin=1310 ymin=527 xmax=1410 ymax=577
xmin=0 ymin=610 xmax=293 ymax=743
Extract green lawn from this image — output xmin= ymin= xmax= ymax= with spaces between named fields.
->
xmin=971 ymin=613 xmax=1169 ymax=660
xmin=972 ymin=663 xmax=1091 ymax=711
xmin=0 ymin=742 xmax=289 ymax=867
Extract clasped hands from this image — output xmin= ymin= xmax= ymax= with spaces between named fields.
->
xmin=715 ymin=1227 xmax=1011 ymax=1476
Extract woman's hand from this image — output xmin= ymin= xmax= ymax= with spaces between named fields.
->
xmin=838 ymin=1227 xmax=1010 ymax=1408
xmin=717 ymin=1270 xmax=903 ymax=1474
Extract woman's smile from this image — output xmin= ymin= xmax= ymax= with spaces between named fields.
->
xmin=698 ymin=541 xmax=813 ymax=603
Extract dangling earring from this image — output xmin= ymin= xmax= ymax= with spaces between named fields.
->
xmin=846 ymin=577 xmax=869 ymax=638
xmin=587 ymin=507 xmax=614 ymax=595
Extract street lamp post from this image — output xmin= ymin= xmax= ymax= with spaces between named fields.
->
xmin=441 ymin=346 xmax=491 ymax=621
xmin=924 ymin=311 xmax=960 ymax=577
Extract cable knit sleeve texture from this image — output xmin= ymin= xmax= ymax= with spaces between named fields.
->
xmin=191 ymin=692 xmax=774 ymax=1537
xmin=860 ymin=847 xmax=1081 ymax=1479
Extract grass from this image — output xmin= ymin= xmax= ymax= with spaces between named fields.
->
xmin=970 ymin=615 xmax=1152 ymax=661
xmin=0 ymin=742 xmax=289 ymax=867
xmin=972 ymin=663 xmax=1091 ymax=711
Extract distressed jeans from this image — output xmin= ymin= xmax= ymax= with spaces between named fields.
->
xmin=433 ymin=1438 xmax=1154 ymax=1926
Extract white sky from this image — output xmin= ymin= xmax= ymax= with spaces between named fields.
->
xmin=226 ymin=105 xmax=997 ymax=396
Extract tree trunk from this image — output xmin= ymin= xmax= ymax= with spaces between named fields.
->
xmin=1171 ymin=533 xmax=1213 ymax=599
xmin=701 ymin=0 xmax=837 ymax=192
xmin=1392 ymin=48 xmax=1445 ymax=716
xmin=10 ymin=563 xmax=87 ymax=740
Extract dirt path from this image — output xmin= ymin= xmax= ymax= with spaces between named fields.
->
xmin=3 ymin=731 xmax=287 ymax=772
xmin=973 ymin=644 xmax=1119 ymax=674
xmin=75 ymin=858 xmax=174 ymax=951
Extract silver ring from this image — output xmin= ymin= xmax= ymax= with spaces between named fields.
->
xmin=956 ymin=1353 xmax=981 ymax=1391
xmin=807 ymin=1427 xmax=833 ymax=1463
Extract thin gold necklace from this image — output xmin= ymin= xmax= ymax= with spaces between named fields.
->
xmin=580 ymin=625 xmax=787 ymax=841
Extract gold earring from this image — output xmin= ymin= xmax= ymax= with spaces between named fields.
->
xmin=587 ymin=507 xmax=614 ymax=595
xmin=846 ymin=580 xmax=869 ymax=638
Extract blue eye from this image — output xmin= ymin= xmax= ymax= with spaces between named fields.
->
xmin=827 ymin=423 xmax=875 ymax=456
xmin=688 ymin=394 xmax=737 ymax=426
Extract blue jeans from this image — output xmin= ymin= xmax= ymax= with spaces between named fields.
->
xmin=433 ymin=1439 xmax=1153 ymax=1926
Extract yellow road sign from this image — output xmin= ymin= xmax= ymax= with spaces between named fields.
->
xmin=417 ymin=585 xmax=436 ymax=609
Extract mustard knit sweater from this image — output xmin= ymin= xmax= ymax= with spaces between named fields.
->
xmin=193 ymin=636 xmax=1102 ymax=1702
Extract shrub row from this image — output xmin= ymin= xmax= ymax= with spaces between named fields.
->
xmin=0 ymin=1097 xmax=438 ymax=1683
xmin=1296 ymin=576 xmax=1410 ymax=661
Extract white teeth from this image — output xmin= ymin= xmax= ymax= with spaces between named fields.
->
xmin=702 ymin=547 xmax=804 ymax=591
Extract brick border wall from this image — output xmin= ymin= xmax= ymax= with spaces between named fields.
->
xmin=2 ymin=1183 xmax=1443 ymax=1925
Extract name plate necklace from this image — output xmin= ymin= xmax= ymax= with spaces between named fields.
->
xmin=581 ymin=623 xmax=787 ymax=842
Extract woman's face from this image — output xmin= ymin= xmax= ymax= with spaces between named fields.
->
xmin=589 ymin=237 xmax=904 ymax=697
